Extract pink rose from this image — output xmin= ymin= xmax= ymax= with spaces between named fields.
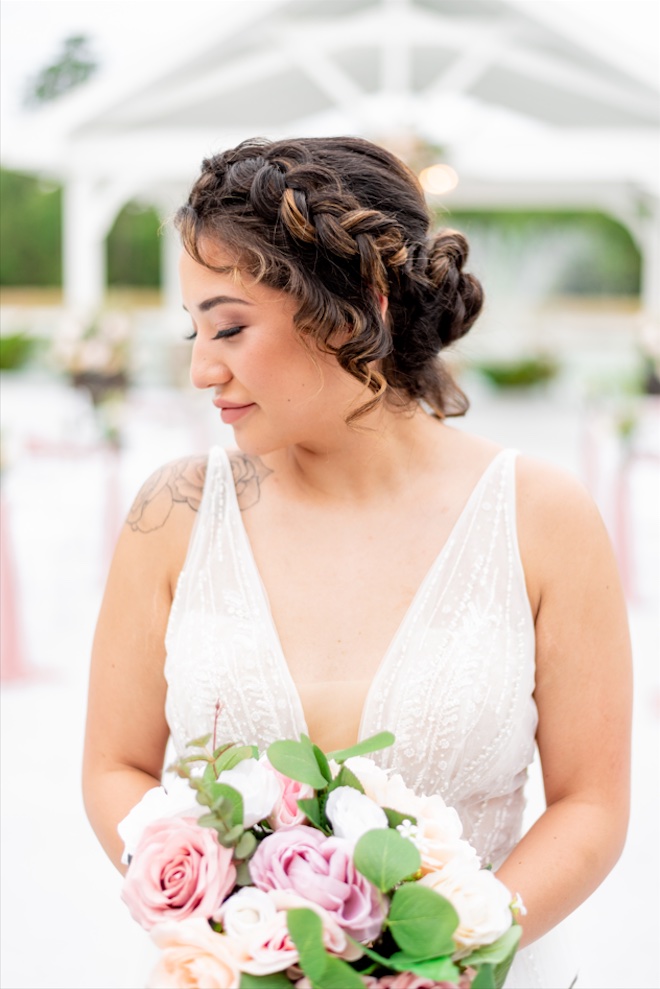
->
xmin=363 ymin=970 xmax=475 ymax=988
xmin=122 ymin=817 xmax=236 ymax=930
xmin=249 ymin=824 xmax=386 ymax=942
xmin=147 ymin=918 xmax=241 ymax=988
xmin=262 ymin=759 xmax=315 ymax=830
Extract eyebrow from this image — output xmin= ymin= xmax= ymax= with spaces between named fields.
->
xmin=183 ymin=294 xmax=253 ymax=313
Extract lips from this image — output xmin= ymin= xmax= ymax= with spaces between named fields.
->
xmin=213 ymin=398 xmax=256 ymax=425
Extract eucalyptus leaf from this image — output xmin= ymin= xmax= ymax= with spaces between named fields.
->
xmin=388 ymin=884 xmax=459 ymax=957
xmin=217 ymin=824 xmax=244 ymax=847
xmin=208 ymin=783 xmax=244 ymax=827
xmin=186 ymin=732 xmax=212 ymax=748
xmin=353 ymin=828 xmax=421 ymax=892
xmin=471 ymin=963 xmax=496 ymax=989
xmin=267 ymin=740 xmax=328 ymax=789
xmin=214 ymin=745 xmax=257 ymax=775
xmin=235 ymin=861 xmax=252 ymax=885
xmin=239 ymin=972 xmax=293 ymax=988
xmin=327 ymin=730 xmax=395 ymax=763
xmin=234 ymin=830 xmax=257 ymax=859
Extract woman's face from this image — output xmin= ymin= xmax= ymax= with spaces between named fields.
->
xmin=179 ymin=245 xmax=366 ymax=456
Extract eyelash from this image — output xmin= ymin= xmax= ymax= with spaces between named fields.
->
xmin=184 ymin=326 xmax=243 ymax=341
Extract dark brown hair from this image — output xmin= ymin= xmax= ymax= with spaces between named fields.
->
xmin=175 ymin=136 xmax=483 ymax=420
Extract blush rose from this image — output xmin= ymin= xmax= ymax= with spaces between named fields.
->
xmin=147 ymin=918 xmax=241 ymax=989
xmin=122 ymin=817 xmax=236 ymax=930
xmin=248 ymin=824 xmax=386 ymax=942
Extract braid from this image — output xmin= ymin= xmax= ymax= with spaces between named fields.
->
xmin=176 ymin=136 xmax=483 ymax=420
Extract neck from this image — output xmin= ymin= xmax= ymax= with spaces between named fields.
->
xmin=263 ymin=403 xmax=445 ymax=502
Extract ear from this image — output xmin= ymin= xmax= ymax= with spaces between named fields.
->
xmin=377 ymin=293 xmax=389 ymax=320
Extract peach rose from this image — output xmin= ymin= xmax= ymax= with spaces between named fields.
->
xmin=414 ymin=794 xmax=480 ymax=876
xmin=147 ymin=918 xmax=240 ymax=988
xmin=122 ymin=817 xmax=236 ymax=930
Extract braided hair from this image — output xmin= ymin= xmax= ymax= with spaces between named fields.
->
xmin=175 ymin=136 xmax=483 ymax=421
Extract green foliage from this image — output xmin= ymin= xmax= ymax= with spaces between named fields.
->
xmin=440 ymin=209 xmax=641 ymax=297
xmin=24 ymin=35 xmax=98 ymax=105
xmin=353 ymin=828 xmax=421 ymax=892
xmin=327 ymin=731 xmax=395 ymax=763
xmin=267 ymin=735 xmax=329 ymax=789
xmin=287 ymin=908 xmax=364 ymax=989
xmin=463 ymin=925 xmax=522 ymax=989
xmin=0 ymin=169 xmax=62 ymax=286
xmin=0 ymin=332 xmax=42 ymax=370
xmin=239 ymin=972 xmax=293 ymax=988
xmin=387 ymin=884 xmax=458 ymax=956
xmin=472 ymin=356 xmax=560 ymax=390
xmin=106 ymin=202 xmax=161 ymax=287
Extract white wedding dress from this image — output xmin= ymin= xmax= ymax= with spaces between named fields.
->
xmin=164 ymin=446 xmax=578 ymax=988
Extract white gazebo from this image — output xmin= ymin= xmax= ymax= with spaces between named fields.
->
xmin=4 ymin=0 xmax=659 ymax=319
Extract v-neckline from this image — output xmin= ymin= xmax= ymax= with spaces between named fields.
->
xmin=219 ymin=446 xmax=509 ymax=743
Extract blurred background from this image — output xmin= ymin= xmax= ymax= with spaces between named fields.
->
xmin=1 ymin=1 xmax=658 ymax=987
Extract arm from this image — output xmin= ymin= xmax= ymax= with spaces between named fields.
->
xmin=495 ymin=458 xmax=632 ymax=947
xmin=82 ymin=456 xmax=206 ymax=873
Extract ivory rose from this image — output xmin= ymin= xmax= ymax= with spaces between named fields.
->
xmin=344 ymin=757 xmax=420 ymax=815
xmin=147 ymin=918 xmax=241 ymax=988
xmin=420 ymin=867 xmax=512 ymax=956
xmin=122 ymin=817 xmax=236 ymax=930
xmin=217 ymin=758 xmax=280 ymax=827
xmin=414 ymin=794 xmax=480 ymax=876
xmin=261 ymin=757 xmax=315 ymax=829
xmin=215 ymin=887 xmax=277 ymax=939
xmin=118 ymin=778 xmax=201 ymax=864
xmin=249 ymin=824 xmax=386 ymax=942
xmin=325 ymin=785 xmax=389 ymax=844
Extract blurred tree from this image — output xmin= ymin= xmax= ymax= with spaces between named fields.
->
xmin=0 ymin=169 xmax=62 ymax=286
xmin=442 ymin=210 xmax=641 ymax=297
xmin=24 ymin=35 xmax=98 ymax=105
xmin=107 ymin=203 xmax=161 ymax=287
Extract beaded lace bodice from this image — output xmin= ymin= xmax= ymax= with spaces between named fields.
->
xmin=165 ymin=445 xmax=538 ymax=871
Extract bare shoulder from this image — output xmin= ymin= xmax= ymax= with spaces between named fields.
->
xmin=226 ymin=449 xmax=273 ymax=511
xmin=126 ymin=454 xmax=208 ymax=534
xmin=514 ymin=454 xmax=620 ymax=607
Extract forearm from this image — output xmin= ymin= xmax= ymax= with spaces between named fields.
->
xmin=82 ymin=764 xmax=162 ymax=874
xmin=495 ymin=794 xmax=628 ymax=948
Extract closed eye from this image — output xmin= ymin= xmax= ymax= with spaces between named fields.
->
xmin=213 ymin=326 xmax=243 ymax=340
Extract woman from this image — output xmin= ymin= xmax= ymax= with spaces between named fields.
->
xmin=83 ymin=137 xmax=631 ymax=987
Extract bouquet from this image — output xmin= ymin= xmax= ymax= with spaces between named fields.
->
xmin=119 ymin=729 xmax=522 ymax=989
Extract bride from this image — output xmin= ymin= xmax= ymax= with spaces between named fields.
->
xmin=83 ymin=136 xmax=631 ymax=987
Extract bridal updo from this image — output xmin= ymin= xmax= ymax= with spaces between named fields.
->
xmin=175 ymin=136 xmax=483 ymax=420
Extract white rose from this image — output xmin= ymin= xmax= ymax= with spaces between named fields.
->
xmin=216 ymin=887 xmax=277 ymax=938
xmin=117 ymin=777 xmax=201 ymax=864
xmin=325 ymin=786 xmax=389 ymax=844
xmin=344 ymin=757 xmax=420 ymax=815
xmin=420 ymin=866 xmax=513 ymax=956
xmin=415 ymin=793 xmax=481 ymax=875
xmin=217 ymin=759 xmax=280 ymax=828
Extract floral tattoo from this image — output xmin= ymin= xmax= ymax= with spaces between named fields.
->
xmin=127 ymin=456 xmax=207 ymax=533
xmin=229 ymin=453 xmax=273 ymax=511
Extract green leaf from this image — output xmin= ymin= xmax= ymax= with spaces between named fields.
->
xmin=234 ymin=830 xmax=257 ymax=860
xmin=312 ymin=744 xmax=332 ymax=782
xmin=388 ymin=884 xmax=459 ymax=957
xmin=327 ymin=730 xmax=395 ymax=763
xmin=327 ymin=765 xmax=364 ymax=794
xmin=382 ymin=807 xmax=417 ymax=829
xmin=471 ymin=963 xmax=496 ymax=989
xmin=286 ymin=908 xmax=364 ymax=989
xmin=462 ymin=925 xmax=522 ymax=968
xmin=353 ymin=828 xmax=421 ymax=892
xmin=206 ymin=782 xmax=244 ymax=826
xmin=286 ymin=908 xmax=329 ymax=983
xmin=296 ymin=797 xmax=328 ymax=831
xmin=235 ymin=861 xmax=252 ymax=885
xmin=214 ymin=745 xmax=257 ymax=775
xmin=186 ymin=732 xmax=212 ymax=748
xmin=388 ymin=952 xmax=460 ymax=982
xmin=239 ymin=971 xmax=293 ymax=988
xmin=216 ymin=824 xmax=244 ymax=847
xmin=267 ymin=740 xmax=327 ymax=789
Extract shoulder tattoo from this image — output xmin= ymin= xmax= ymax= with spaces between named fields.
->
xmin=126 ymin=456 xmax=207 ymax=533
xmin=229 ymin=452 xmax=273 ymax=511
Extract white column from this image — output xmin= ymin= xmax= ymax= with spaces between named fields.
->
xmin=63 ymin=176 xmax=106 ymax=317
xmin=161 ymin=220 xmax=183 ymax=312
xmin=639 ymin=198 xmax=660 ymax=323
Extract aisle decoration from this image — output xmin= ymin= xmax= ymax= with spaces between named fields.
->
xmin=119 ymin=729 xmax=522 ymax=989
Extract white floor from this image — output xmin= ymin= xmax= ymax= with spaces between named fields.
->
xmin=1 ymin=376 xmax=658 ymax=989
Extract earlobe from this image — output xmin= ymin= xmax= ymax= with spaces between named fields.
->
xmin=378 ymin=294 xmax=389 ymax=321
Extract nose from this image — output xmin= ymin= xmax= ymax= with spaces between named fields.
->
xmin=189 ymin=340 xmax=232 ymax=391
